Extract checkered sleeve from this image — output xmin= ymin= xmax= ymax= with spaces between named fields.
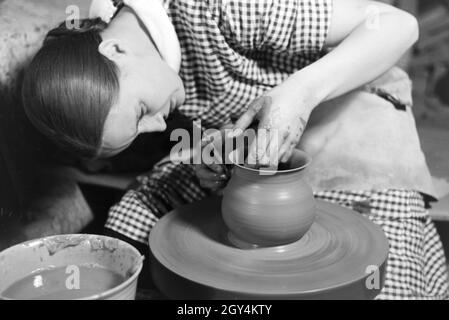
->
xmin=105 ymin=160 xmax=208 ymax=244
xmin=218 ymin=0 xmax=332 ymax=57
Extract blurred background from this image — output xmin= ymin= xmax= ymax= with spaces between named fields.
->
xmin=0 ymin=0 xmax=448 ymax=257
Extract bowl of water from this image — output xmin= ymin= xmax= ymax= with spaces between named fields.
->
xmin=0 ymin=234 xmax=144 ymax=300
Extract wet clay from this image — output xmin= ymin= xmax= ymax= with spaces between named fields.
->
xmin=39 ymin=235 xmax=119 ymax=256
xmin=2 ymin=265 xmax=125 ymax=300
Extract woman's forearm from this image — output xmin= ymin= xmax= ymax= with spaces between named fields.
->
xmin=290 ymin=1 xmax=419 ymax=111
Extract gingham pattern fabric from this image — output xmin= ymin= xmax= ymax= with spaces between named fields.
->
xmin=107 ymin=163 xmax=449 ymax=299
xmin=315 ymin=189 xmax=449 ymax=300
xmin=167 ymin=0 xmax=332 ymax=128
xmin=107 ymin=160 xmax=208 ymax=242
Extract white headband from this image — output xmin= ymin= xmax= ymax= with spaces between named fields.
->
xmin=89 ymin=0 xmax=181 ymax=73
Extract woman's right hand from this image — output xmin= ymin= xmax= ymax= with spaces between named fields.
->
xmin=194 ymin=125 xmax=234 ymax=194
xmin=194 ymin=163 xmax=230 ymax=194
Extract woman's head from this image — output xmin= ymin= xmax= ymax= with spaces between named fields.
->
xmin=22 ymin=9 xmax=185 ymax=159
xmin=22 ymin=18 xmax=117 ymax=158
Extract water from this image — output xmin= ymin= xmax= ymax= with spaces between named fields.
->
xmin=2 ymin=265 xmax=125 ymax=300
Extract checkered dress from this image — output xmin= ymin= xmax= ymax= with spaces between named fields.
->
xmin=171 ymin=0 xmax=331 ymax=127
xmin=106 ymin=0 xmax=449 ymax=299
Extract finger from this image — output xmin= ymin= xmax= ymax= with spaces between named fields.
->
xmin=280 ymin=139 xmax=297 ymax=163
xmin=200 ymin=132 xmax=225 ymax=173
xmin=278 ymin=136 xmax=293 ymax=163
xmin=281 ymin=145 xmax=295 ymax=163
xmin=196 ymin=165 xmax=227 ymax=181
xmin=276 ymin=129 xmax=289 ymax=161
xmin=257 ymin=128 xmax=281 ymax=168
xmin=281 ymin=129 xmax=302 ymax=163
xmin=267 ymin=130 xmax=281 ymax=167
xmin=212 ymin=179 xmax=229 ymax=191
xmin=256 ymin=128 xmax=270 ymax=167
xmin=201 ymin=135 xmax=212 ymax=148
xmin=278 ymin=116 xmax=304 ymax=162
xmin=212 ymin=163 xmax=227 ymax=174
xmin=200 ymin=179 xmax=227 ymax=190
xmin=261 ymin=128 xmax=284 ymax=163
xmin=229 ymin=96 xmax=271 ymax=138
xmin=201 ymin=132 xmax=222 ymax=163
xmin=245 ymin=138 xmax=259 ymax=168
xmin=201 ymin=130 xmax=223 ymax=147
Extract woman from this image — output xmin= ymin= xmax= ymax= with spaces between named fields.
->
xmin=22 ymin=0 xmax=448 ymax=299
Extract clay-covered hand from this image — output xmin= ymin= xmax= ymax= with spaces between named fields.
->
xmin=194 ymin=163 xmax=230 ymax=195
xmin=229 ymin=82 xmax=311 ymax=167
xmin=194 ymin=127 xmax=233 ymax=194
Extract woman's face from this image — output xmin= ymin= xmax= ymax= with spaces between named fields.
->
xmin=98 ymin=8 xmax=185 ymax=157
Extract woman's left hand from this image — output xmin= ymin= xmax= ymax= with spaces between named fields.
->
xmin=229 ymin=80 xmax=313 ymax=167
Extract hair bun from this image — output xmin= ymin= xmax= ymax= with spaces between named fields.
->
xmin=44 ymin=18 xmax=108 ymax=44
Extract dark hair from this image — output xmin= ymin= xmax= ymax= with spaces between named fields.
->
xmin=21 ymin=18 xmax=119 ymax=158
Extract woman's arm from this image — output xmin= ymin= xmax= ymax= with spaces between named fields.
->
xmin=296 ymin=0 xmax=419 ymax=107
xmin=230 ymin=0 xmax=419 ymax=166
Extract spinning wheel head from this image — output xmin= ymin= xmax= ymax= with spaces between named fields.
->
xmin=149 ymin=197 xmax=389 ymax=299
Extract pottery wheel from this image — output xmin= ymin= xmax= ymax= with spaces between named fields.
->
xmin=149 ymin=196 xmax=389 ymax=299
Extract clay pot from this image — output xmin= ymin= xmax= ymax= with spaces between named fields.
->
xmin=222 ymin=149 xmax=316 ymax=248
